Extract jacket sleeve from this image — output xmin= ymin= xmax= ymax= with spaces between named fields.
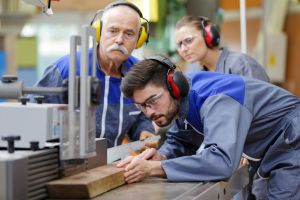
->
xmin=228 ymin=54 xmax=270 ymax=82
xmin=28 ymin=64 xmax=65 ymax=103
xmin=158 ymin=121 xmax=203 ymax=159
xmin=161 ymin=94 xmax=253 ymax=181
xmin=128 ymin=112 xmax=155 ymax=141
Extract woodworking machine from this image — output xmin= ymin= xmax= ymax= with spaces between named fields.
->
xmin=0 ymin=25 xmax=104 ymax=200
xmin=0 ymin=24 xmax=162 ymax=200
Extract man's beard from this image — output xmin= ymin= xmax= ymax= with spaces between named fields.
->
xmin=152 ymin=98 xmax=179 ymax=127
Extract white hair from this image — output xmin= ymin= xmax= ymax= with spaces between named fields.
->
xmin=101 ymin=5 xmax=141 ymax=31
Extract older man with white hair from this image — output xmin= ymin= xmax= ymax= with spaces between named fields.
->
xmin=30 ymin=1 xmax=155 ymax=148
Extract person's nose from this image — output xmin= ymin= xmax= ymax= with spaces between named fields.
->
xmin=115 ymin=33 xmax=124 ymax=45
xmin=180 ymin=43 xmax=189 ymax=51
xmin=143 ymin=106 xmax=156 ymax=117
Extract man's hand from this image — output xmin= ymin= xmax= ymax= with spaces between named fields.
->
xmin=138 ymin=148 xmax=166 ymax=161
xmin=116 ymin=156 xmax=150 ymax=183
xmin=122 ymin=156 xmax=151 ymax=183
xmin=116 ymin=156 xmax=135 ymax=168
xmin=117 ymin=156 xmax=165 ymax=184
xmin=139 ymin=131 xmax=158 ymax=149
xmin=240 ymin=157 xmax=249 ymax=166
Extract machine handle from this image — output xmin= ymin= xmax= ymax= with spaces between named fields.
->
xmin=1 ymin=135 xmax=21 ymax=153
xmin=19 ymin=96 xmax=30 ymax=105
xmin=1 ymin=75 xmax=18 ymax=83
xmin=34 ymin=96 xmax=45 ymax=104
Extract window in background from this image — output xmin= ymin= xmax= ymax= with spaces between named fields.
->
xmin=21 ymin=12 xmax=87 ymax=79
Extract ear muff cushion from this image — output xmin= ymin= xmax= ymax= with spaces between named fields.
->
xmin=167 ymin=71 xmax=181 ymax=99
xmin=204 ymin=25 xmax=213 ymax=48
xmin=167 ymin=71 xmax=189 ymax=99
xmin=172 ymin=71 xmax=189 ymax=97
xmin=148 ymin=55 xmax=189 ymax=99
xmin=136 ymin=25 xmax=147 ymax=49
xmin=135 ymin=20 xmax=149 ymax=49
xmin=210 ymin=25 xmax=220 ymax=47
xmin=200 ymin=16 xmax=220 ymax=49
xmin=92 ymin=19 xmax=101 ymax=43
xmin=204 ymin=25 xmax=220 ymax=48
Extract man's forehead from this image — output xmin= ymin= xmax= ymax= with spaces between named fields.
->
xmin=133 ymin=85 xmax=165 ymax=98
xmin=104 ymin=5 xmax=140 ymax=20
xmin=102 ymin=6 xmax=140 ymax=28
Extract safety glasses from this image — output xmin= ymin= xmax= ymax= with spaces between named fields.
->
xmin=176 ymin=35 xmax=199 ymax=50
xmin=135 ymin=92 xmax=164 ymax=112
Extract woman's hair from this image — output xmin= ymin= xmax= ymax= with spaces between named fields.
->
xmin=121 ymin=59 xmax=169 ymax=98
xmin=175 ymin=15 xmax=203 ymax=31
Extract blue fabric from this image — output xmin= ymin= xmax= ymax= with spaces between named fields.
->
xmin=55 ymin=49 xmax=138 ymax=105
xmin=0 ymin=50 xmax=6 ymax=102
xmin=194 ymin=48 xmax=269 ymax=200
xmin=29 ymin=49 xmax=154 ymax=147
xmin=186 ymin=71 xmax=245 ymax=132
xmin=158 ymin=71 xmax=300 ymax=199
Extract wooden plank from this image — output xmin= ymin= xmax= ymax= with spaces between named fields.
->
xmin=47 ymin=164 xmax=125 ymax=199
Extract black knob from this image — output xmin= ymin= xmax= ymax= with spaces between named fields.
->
xmin=1 ymin=75 xmax=18 ymax=83
xmin=34 ymin=96 xmax=45 ymax=104
xmin=91 ymin=78 xmax=101 ymax=105
xmin=1 ymin=135 xmax=21 ymax=153
xmin=30 ymin=141 xmax=39 ymax=151
xmin=62 ymin=79 xmax=69 ymax=104
xmin=19 ymin=96 xmax=29 ymax=105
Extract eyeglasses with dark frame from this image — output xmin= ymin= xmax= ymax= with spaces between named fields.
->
xmin=176 ymin=35 xmax=199 ymax=50
xmin=135 ymin=92 xmax=164 ymax=112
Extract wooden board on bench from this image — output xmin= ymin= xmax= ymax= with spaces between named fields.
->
xmin=47 ymin=164 xmax=125 ymax=199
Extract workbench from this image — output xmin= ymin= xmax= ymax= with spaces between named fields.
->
xmin=49 ymin=166 xmax=249 ymax=200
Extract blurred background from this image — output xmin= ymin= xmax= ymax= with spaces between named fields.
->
xmin=0 ymin=0 xmax=300 ymax=96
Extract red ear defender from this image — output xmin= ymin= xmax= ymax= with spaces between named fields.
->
xmin=167 ymin=70 xmax=181 ymax=99
xmin=146 ymin=55 xmax=189 ymax=99
xmin=204 ymin=25 xmax=214 ymax=48
xmin=199 ymin=16 xmax=220 ymax=49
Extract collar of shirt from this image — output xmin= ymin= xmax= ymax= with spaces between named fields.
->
xmin=215 ymin=47 xmax=230 ymax=72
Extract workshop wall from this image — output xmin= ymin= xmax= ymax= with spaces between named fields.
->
xmin=1 ymin=0 xmax=300 ymax=96
xmin=284 ymin=12 xmax=300 ymax=96
xmin=220 ymin=2 xmax=300 ymax=96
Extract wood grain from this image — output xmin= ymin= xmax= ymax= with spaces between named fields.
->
xmin=47 ymin=164 xmax=125 ymax=199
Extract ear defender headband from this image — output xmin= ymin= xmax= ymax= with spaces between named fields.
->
xmin=199 ymin=16 xmax=220 ymax=48
xmin=91 ymin=1 xmax=149 ymax=49
xmin=147 ymin=55 xmax=189 ymax=99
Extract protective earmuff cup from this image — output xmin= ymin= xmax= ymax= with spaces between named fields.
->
xmin=92 ymin=19 xmax=101 ymax=44
xmin=136 ymin=23 xmax=149 ymax=49
xmin=167 ymin=70 xmax=189 ymax=99
xmin=200 ymin=16 xmax=220 ymax=49
xmin=204 ymin=24 xmax=220 ymax=48
xmin=147 ymin=55 xmax=189 ymax=99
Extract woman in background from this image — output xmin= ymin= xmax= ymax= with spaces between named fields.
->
xmin=175 ymin=15 xmax=269 ymax=82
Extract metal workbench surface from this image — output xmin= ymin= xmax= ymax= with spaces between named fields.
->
xmin=92 ymin=166 xmax=249 ymax=200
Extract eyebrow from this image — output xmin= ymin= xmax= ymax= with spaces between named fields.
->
xmin=176 ymin=35 xmax=194 ymax=44
xmin=107 ymin=25 xmax=136 ymax=33
xmin=135 ymin=94 xmax=157 ymax=105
